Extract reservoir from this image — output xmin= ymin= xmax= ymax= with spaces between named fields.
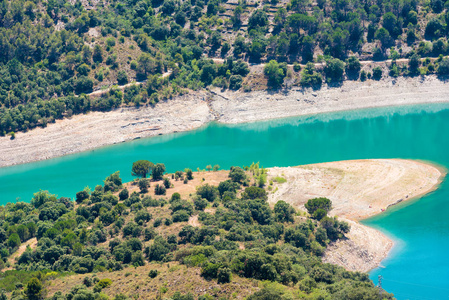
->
xmin=2 ymin=103 xmax=449 ymax=299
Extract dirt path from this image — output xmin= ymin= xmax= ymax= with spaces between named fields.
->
xmin=4 ymin=237 xmax=37 ymax=271
xmin=267 ymin=159 xmax=444 ymax=272
xmin=86 ymin=71 xmax=172 ymax=98
xmin=188 ymin=215 xmax=201 ymax=227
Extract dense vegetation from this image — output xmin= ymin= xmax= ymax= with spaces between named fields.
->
xmin=0 ymin=162 xmax=393 ymax=299
xmin=2 ymin=0 xmax=449 ymax=134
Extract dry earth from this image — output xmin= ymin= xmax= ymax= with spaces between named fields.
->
xmin=4 ymin=237 xmax=37 ymax=271
xmin=0 ymin=92 xmax=213 ymax=167
xmin=267 ymin=159 xmax=444 ymax=272
xmin=2 ymin=76 xmax=449 ymax=167
xmin=212 ymin=75 xmax=449 ymax=124
xmin=46 ymin=262 xmax=261 ymax=299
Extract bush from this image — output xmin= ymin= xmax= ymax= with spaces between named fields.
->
xmin=360 ymin=70 xmax=367 ymax=81
xmin=117 ymin=70 xmax=128 ymax=85
xmin=229 ymin=167 xmax=246 ymax=183
xmin=438 ymin=58 xmax=449 ymax=75
xmin=185 ymin=168 xmax=193 ymax=180
xmin=172 ymin=210 xmax=190 ymax=222
xmin=324 ymin=58 xmax=345 ymax=83
xmin=148 ymin=270 xmax=159 ymax=278
xmin=194 ymin=197 xmax=208 ymax=211
xmin=76 ymin=190 xmax=90 ymax=204
xmin=217 ymin=267 xmax=232 ymax=283
xmin=155 ymin=184 xmax=166 ymax=195
xmin=229 ymin=75 xmax=243 ymax=90
xmin=153 ymin=218 xmax=162 ymax=227
xmin=119 ymin=188 xmax=129 ymax=200
xmin=264 ymin=60 xmax=287 ymax=88
xmin=83 ymin=276 xmax=93 ymax=287
xmin=196 ymin=184 xmax=218 ymax=202
xmin=97 ymin=278 xmax=112 ymax=289
xmin=300 ymin=63 xmax=322 ymax=87
xmin=345 ymin=56 xmax=361 ymax=79
xmin=372 ymin=67 xmax=382 ymax=80
xmin=139 ymin=179 xmax=150 ymax=193
xmin=305 ymin=197 xmax=332 ymax=217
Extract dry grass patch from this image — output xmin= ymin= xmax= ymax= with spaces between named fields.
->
xmin=45 ymin=262 xmax=260 ymax=299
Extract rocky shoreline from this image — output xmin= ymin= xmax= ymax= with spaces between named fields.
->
xmin=267 ymin=159 xmax=444 ymax=272
xmin=2 ymin=76 xmax=449 ymax=167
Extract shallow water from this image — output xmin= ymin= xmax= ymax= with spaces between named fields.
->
xmin=2 ymin=103 xmax=449 ymax=299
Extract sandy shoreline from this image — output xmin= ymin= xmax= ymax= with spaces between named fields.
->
xmin=2 ymin=76 xmax=449 ymax=167
xmin=267 ymin=159 xmax=444 ymax=272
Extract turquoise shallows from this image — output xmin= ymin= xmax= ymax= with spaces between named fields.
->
xmin=2 ymin=103 xmax=449 ymax=299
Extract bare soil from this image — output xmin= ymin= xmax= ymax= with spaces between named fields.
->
xmin=2 ymin=76 xmax=449 ymax=168
xmin=267 ymin=159 xmax=444 ymax=272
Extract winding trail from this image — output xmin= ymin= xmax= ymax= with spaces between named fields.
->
xmin=3 ymin=238 xmax=37 ymax=271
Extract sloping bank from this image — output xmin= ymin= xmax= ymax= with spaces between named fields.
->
xmin=267 ymin=159 xmax=444 ymax=272
xmin=2 ymin=76 xmax=449 ymax=167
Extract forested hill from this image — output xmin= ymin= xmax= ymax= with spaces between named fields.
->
xmin=0 ymin=163 xmax=393 ymax=299
xmin=2 ymin=0 xmax=449 ymax=135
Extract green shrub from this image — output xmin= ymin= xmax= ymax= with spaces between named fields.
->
xmin=155 ymin=184 xmax=166 ymax=195
xmin=97 ymin=278 xmax=112 ymax=289
xmin=148 ymin=270 xmax=159 ymax=278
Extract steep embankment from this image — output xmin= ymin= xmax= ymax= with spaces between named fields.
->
xmin=0 ymin=92 xmax=213 ymax=167
xmin=267 ymin=159 xmax=444 ymax=272
xmin=2 ymin=76 xmax=449 ymax=167
xmin=212 ymin=75 xmax=449 ymax=124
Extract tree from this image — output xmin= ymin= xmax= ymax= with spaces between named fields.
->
xmin=274 ymin=200 xmax=295 ymax=222
xmin=155 ymin=184 xmax=166 ymax=195
xmin=76 ymin=189 xmax=90 ymax=203
xmin=375 ymin=27 xmax=391 ymax=49
xmin=152 ymin=163 xmax=166 ymax=180
xmin=74 ymin=76 xmax=93 ymax=94
xmin=163 ymin=177 xmax=171 ymax=189
xmin=408 ymin=53 xmax=421 ymax=75
xmin=8 ymin=233 xmax=21 ymax=248
xmin=324 ymin=58 xmax=345 ymax=83
xmin=264 ymin=60 xmax=287 ymax=89
xmin=345 ymin=56 xmax=361 ymax=79
xmin=93 ymin=44 xmax=103 ymax=63
xmin=139 ymin=178 xmax=149 ymax=193
xmin=217 ymin=267 xmax=232 ymax=283
xmin=25 ymin=278 xmax=43 ymax=300
xmin=184 ymin=168 xmax=193 ymax=180
xmin=229 ymin=167 xmax=246 ymax=183
xmin=382 ymin=12 xmax=398 ymax=36
xmin=248 ymin=10 xmax=268 ymax=31
xmin=194 ymin=197 xmax=208 ymax=211
xmin=132 ymin=160 xmax=154 ymax=178
xmin=425 ymin=18 xmax=443 ymax=40
xmin=300 ymin=62 xmax=322 ymax=87
xmin=305 ymin=197 xmax=332 ymax=217
xmin=372 ymin=66 xmax=383 ymax=80
xmin=119 ymin=188 xmax=129 ymax=200
xmin=196 ymin=184 xmax=218 ymax=202
xmin=229 ymin=75 xmax=243 ymax=90
xmin=437 ymin=58 xmax=449 ymax=75
xmin=117 ymin=70 xmax=128 ymax=85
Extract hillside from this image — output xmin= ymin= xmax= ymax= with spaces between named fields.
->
xmin=3 ymin=0 xmax=449 ymax=136
xmin=0 ymin=162 xmax=397 ymax=299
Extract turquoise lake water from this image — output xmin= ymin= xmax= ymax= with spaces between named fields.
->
xmin=2 ymin=103 xmax=449 ymax=299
